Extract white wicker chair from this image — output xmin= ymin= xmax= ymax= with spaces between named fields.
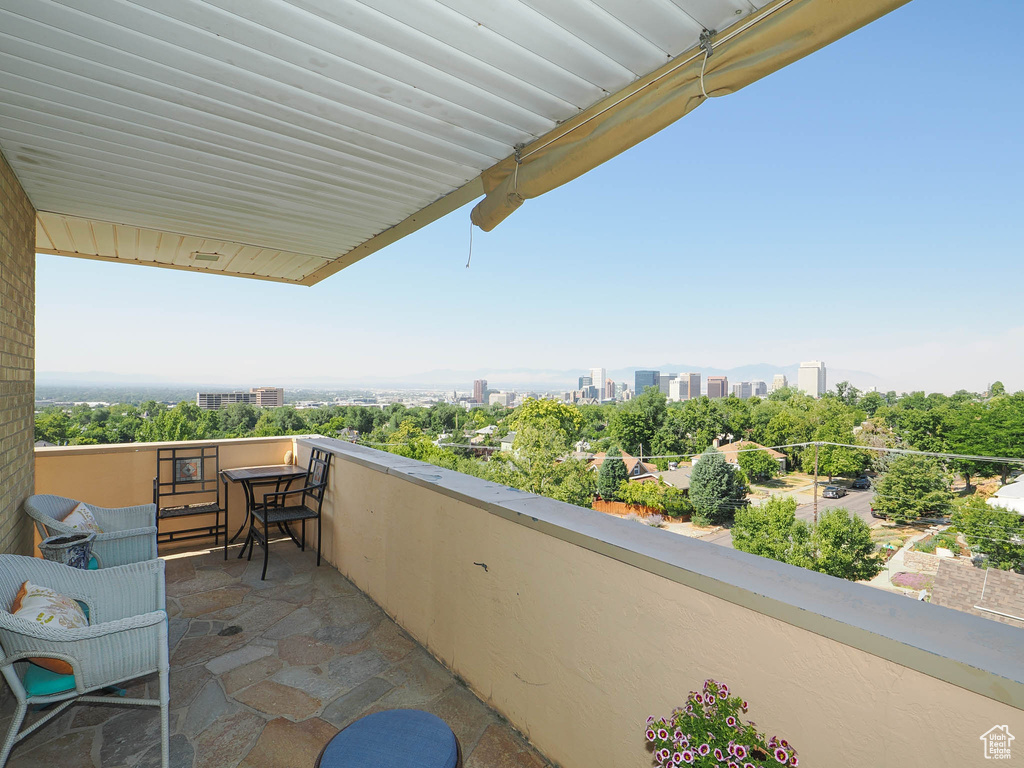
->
xmin=25 ymin=494 xmax=157 ymax=567
xmin=0 ymin=555 xmax=169 ymax=767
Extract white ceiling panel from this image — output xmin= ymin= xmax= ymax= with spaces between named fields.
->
xmin=3 ymin=0 xmax=787 ymax=284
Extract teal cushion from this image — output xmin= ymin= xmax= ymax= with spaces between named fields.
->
xmin=23 ymin=663 xmax=76 ymax=697
xmin=88 ymin=556 xmax=99 ymax=570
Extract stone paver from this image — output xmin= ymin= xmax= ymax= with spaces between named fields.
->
xmin=0 ymin=540 xmax=551 ymax=768
xmin=205 ymin=642 xmax=274 ymax=675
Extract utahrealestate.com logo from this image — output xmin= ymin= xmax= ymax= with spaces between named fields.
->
xmin=980 ymin=726 xmax=1014 ymax=760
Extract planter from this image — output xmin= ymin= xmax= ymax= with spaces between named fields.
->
xmin=39 ymin=533 xmax=96 ymax=569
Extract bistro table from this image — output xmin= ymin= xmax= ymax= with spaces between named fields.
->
xmin=220 ymin=464 xmax=309 ymax=559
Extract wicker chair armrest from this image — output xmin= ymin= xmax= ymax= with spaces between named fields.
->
xmin=90 ymin=504 xmax=157 ymax=533
xmin=93 ymin=525 xmax=159 ymax=543
xmin=0 ymin=557 xmax=164 ymax=620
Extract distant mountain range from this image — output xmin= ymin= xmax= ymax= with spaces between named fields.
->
xmin=38 ymin=363 xmax=888 ymax=394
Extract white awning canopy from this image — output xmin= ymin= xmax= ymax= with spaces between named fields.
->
xmin=1 ymin=0 xmax=908 ymax=285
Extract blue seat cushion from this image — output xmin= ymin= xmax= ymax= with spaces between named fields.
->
xmin=23 ymin=663 xmax=76 ymax=697
xmin=318 ymin=709 xmax=458 ymax=768
xmin=88 ymin=556 xmax=99 ymax=570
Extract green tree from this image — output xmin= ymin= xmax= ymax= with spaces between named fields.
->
xmin=737 ymin=448 xmax=781 ymax=482
xmin=952 ymin=496 xmax=1024 ymax=571
xmin=252 ymin=412 xmax=282 ymax=437
xmin=871 ymin=454 xmax=952 ymax=522
xmin=35 ymin=408 xmax=73 ymax=445
xmin=609 ymin=388 xmax=666 ymax=456
xmin=222 ymin=402 xmax=260 ymax=436
xmin=688 ymin=450 xmax=747 ymax=526
xmin=810 ymin=508 xmax=881 ymax=581
xmin=833 ymin=380 xmax=861 ymax=407
xmin=731 ymin=496 xmax=812 ymax=567
xmin=509 ymin=398 xmax=583 ymax=445
xmin=858 ymin=391 xmax=886 ymax=417
xmin=801 ymin=400 xmax=868 ymax=480
xmin=597 ymin=448 xmax=628 ymax=500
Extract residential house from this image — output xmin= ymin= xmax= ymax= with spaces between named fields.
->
xmin=714 ymin=440 xmax=787 ymax=473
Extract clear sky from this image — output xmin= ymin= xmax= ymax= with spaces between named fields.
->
xmin=35 ymin=0 xmax=1024 ymax=395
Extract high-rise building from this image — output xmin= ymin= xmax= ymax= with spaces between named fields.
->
xmin=604 ymin=380 xmax=615 ymax=400
xmin=658 ymin=373 xmax=677 ymax=396
xmin=578 ymin=375 xmax=592 ymax=390
xmin=473 ymin=379 xmax=487 ymax=403
xmin=772 ymin=374 xmax=789 ymax=391
xmin=797 ymin=361 xmax=827 ymax=397
xmin=683 ymin=372 xmax=701 ymax=400
xmin=732 ymin=382 xmax=752 ymax=400
xmin=752 ymin=381 xmax=768 ymax=398
xmin=589 ymin=368 xmax=606 ymax=398
xmin=707 ymin=376 xmax=729 ymax=399
xmin=635 ymin=370 xmax=659 ymax=395
xmin=668 ymin=378 xmax=686 ymax=402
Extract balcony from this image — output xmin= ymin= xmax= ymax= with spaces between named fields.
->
xmin=19 ymin=436 xmax=1024 ymax=767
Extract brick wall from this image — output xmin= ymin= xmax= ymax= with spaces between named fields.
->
xmin=0 ymin=150 xmax=35 ymax=556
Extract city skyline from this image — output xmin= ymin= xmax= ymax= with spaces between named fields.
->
xmin=33 ymin=0 xmax=1024 ymax=395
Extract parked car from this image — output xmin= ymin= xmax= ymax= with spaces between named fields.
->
xmin=822 ymin=485 xmax=847 ymax=499
xmin=851 ymin=477 xmax=871 ymax=489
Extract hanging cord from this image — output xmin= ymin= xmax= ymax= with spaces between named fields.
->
xmin=512 ymin=144 xmax=523 ymax=200
xmin=465 ymin=218 xmax=473 ymax=268
xmin=699 ymin=29 xmax=715 ymax=100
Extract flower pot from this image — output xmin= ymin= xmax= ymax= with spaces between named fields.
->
xmin=38 ymin=533 xmax=96 ymax=569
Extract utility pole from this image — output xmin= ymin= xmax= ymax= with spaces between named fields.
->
xmin=813 ymin=441 xmax=819 ymax=526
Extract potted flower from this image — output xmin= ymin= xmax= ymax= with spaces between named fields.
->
xmin=645 ymin=679 xmax=798 ymax=767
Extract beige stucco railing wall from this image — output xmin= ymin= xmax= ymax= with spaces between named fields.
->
xmin=34 ymin=437 xmax=296 ymax=547
xmin=297 ymin=438 xmax=1023 ymax=768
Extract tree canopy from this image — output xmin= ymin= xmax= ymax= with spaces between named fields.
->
xmin=688 ymin=450 xmax=747 ymax=527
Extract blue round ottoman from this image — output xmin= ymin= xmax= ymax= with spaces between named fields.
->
xmin=316 ymin=709 xmax=461 ymax=768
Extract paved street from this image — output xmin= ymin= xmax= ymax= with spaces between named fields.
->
xmin=697 ymin=482 xmax=877 ymax=548
xmin=795 ymin=485 xmax=875 ymax=526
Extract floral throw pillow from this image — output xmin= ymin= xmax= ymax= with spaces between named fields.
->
xmin=62 ymin=502 xmax=103 ymax=534
xmin=11 ymin=580 xmax=89 ymax=675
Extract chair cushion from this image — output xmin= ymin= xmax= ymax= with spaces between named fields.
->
xmin=10 ymin=580 xmax=88 ymax=675
xmin=62 ymin=502 xmax=104 ymax=534
xmin=23 ymin=663 xmax=76 ymax=697
xmin=318 ymin=709 xmax=458 ymax=768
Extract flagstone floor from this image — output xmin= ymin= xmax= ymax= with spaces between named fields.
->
xmin=0 ymin=541 xmax=551 ymax=768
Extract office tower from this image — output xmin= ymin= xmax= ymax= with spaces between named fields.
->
xmin=772 ymin=374 xmax=789 ymax=391
xmin=707 ymin=376 xmax=728 ymax=399
xmin=682 ymin=373 xmax=701 ymax=400
xmin=473 ymin=379 xmax=487 ymax=403
xmin=605 ymin=380 xmax=615 ymax=400
xmin=752 ymin=381 xmax=768 ymax=397
xmin=659 ymin=372 xmax=675 ymax=397
xmin=197 ymin=387 xmax=284 ymax=410
xmin=731 ymin=382 xmax=752 ymax=400
xmin=797 ymin=361 xmax=826 ymax=397
xmin=668 ymin=378 xmax=687 ymax=402
xmin=635 ymin=370 xmax=659 ymax=394
xmin=589 ymin=367 xmax=606 ymax=397
xmin=578 ymin=375 xmax=592 ymax=390
xmin=251 ymin=387 xmax=284 ymax=408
